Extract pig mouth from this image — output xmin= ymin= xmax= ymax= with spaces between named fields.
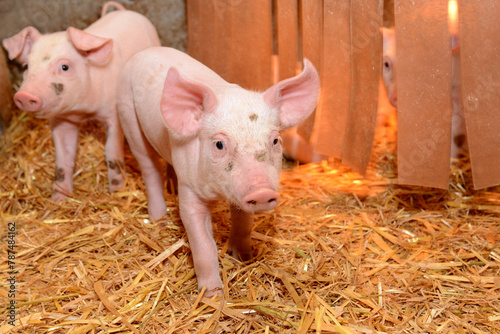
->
xmin=30 ymin=107 xmax=55 ymax=119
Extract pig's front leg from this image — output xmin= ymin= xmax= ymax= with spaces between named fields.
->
xmin=104 ymin=115 xmax=125 ymax=193
xmin=178 ymin=185 xmax=222 ymax=295
xmin=228 ymin=204 xmax=254 ymax=261
xmin=50 ymin=118 xmax=79 ymax=202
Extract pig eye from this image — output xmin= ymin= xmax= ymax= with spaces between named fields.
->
xmin=61 ymin=64 xmax=69 ymax=71
xmin=215 ymin=141 xmax=225 ymax=150
xmin=383 ymin=57 xmax=392 ymax=70
xmin=273 ymin=138 xmax=279 ymax=145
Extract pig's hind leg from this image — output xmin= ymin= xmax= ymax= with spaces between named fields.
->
xmin=118 ymin=103 xmax=167 ymax=220
xmin=228 ymin=204 xmax=254 ymax=261
xmin=104 ymin=113 xmax=126 ymax=193
xmin=49 ymin=119 xmax=79 ymax=202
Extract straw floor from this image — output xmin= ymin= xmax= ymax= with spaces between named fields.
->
xmin=1 ymin=109 xmax=499 ymax=333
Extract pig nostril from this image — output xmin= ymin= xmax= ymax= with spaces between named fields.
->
xmin=29 ymin=100 xmax=37 ymax=105
xmin=268 ymin=198 xmax=277 ymax=203
xmin=247 ymin=200 xmax=257 ymax=206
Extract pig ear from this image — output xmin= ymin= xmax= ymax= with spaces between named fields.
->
xmin=67 ymin=27 xmax=113 ymax=64
xmin=2 ymin=26 xmax=41 ymax=64
xmin=160 ymin=67 xmax=218 ymax=137
xmin=381 ymin=27 xmax=395 ymax=52
xmin=263 ymin=58 xmax=320 ymax=129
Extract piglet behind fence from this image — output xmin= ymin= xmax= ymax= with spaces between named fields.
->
xmin=381 ymin=27 xmax=467 ymax=158
xmin=2 ymin=2 xmax=161 ymax=201
xmin=117 ymin=47 xmax=320 ymax=295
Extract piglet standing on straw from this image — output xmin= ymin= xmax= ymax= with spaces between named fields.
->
xmin=117 ymin=47 xmax=320 ymax=296
xmin=2 ymin=1 xmax=160 ymax=201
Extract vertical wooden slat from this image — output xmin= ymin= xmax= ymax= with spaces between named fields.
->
xmin=188 ymin=0 xmax=272 ymax=89
xmin=186 ymin=0 xmax=216 ymax=68
xmin=297 ymin=0 xmax=322 ymax=141
xmin=314 ymin=0 xmax=351 ymax=158
xmin=341 ymin=0 xmax=383 ymax=174
xmin=186 ymin=0 xmax=202 ymax=58
xmin=276 ymin=0 xmax=299 ymax=82
xmin=458 ymin=0 xmax=500 ymax=189
xmin=229 ymin=0 xmax=273 ymax=90
xmin=394 ymin=0 xmax=452 ymax=189
xmin=211 ymin=0 xmax=233 ymax=80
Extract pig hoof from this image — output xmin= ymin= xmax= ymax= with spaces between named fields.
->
xmin=204 ymin=287 xmax=224 ymax=298
xmin=51 ymin=191 xmax=68 ymax=203
xmin=229 ymin=244 xmax=254 ymax=262
xmin=108 ymin=177 xmax=125 ymax=193
xmin=232 ymin=250 xmax=253 ymax=262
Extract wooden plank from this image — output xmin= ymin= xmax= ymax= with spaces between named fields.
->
xmin=210 ymin=0 xmax=233 ymax=80
xmin=186 ymin=0 xmax=202 ymax=58
xmin=458 ymin=0 xmax=500 ymax=189
xmin=297 ymin=0 xmax=322 ymax=141
xmin=188 ymin=1 xmax=272 ymax=89
xmin=394 ymin=0 xmax=452 ymax=189
xmin=186 ymin=0 xmax=216 ymax=68
xmin=276 ymin=0 xmax=299 ymax=82
xmin=314 ymin=0 xmax=351 ymax=158
xmin=229 ymin=0 xmax=273 ymax=90
xmin=341 ymin=0 xmax=383 ymax=174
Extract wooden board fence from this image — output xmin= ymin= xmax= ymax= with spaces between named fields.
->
xmin=186 ymin=0 xmax=500 ymax=190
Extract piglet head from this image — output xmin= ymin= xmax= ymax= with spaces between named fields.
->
xmin=160 ymin=60 xmax=319 ymax=212
xmin=3 ymin=27 xmax=112 ymax=118
xmin=381 ymin=27 xmax=398 ymax=107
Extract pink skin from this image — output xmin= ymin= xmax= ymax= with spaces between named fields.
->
xmin=2 ymin=3 xmax=160 ymax=201
xmin=117 ymin=47 xmax=320 ymax=295
xmin=381 ymin=27 xmax=398 ymax=107
xmin=381 ymin=27 xmax=467 ymax=159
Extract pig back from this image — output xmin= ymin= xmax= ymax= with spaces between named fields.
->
xmin=124 ymin=47 xmax=229 ymax=161
xmin=85 ymin=9 xmax=161 ymax=63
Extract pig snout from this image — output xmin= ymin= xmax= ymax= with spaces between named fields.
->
xmin=241 ymin=186 xmax=280 ymax=212
xmin=389 ymin=92 xmax=397 ymax=107
xmin=14 ymin=91 xmax=42 ymax=112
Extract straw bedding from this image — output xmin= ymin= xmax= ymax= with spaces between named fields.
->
xmin=1 ymin=109 xmax=499 ymax=333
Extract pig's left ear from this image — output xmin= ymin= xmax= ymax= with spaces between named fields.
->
xmin=160 ymin=67 xmax=218 ymax=137
xmin=2 ymin=26 xmax=41 ymax=64
xmin=67 ymin=27 xmax=113 ymax=64
xmin=263 ymin=58 xmax=320 ymax=129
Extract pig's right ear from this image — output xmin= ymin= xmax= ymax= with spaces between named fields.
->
xmin=2 ymin=26 xmax=41 ymax=64
xmin=67 ymin=27 xmax=113 ymax=64
xmin=160 ymin=67 xmax=218 ymax=137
